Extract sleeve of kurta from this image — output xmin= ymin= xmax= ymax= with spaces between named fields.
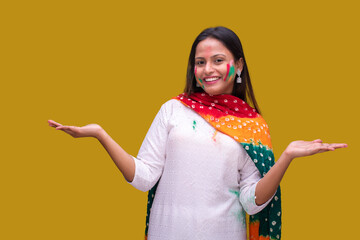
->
xmin=238 ymin=151 xmax=274 ymax=215
xmin=128 ymin=103 xmax=169 ymax=192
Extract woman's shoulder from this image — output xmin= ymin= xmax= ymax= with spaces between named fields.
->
xmin=156 ymin=97 xmax=194 ymax=122
xmin=158 ymin=98 xmax=184 ymax=115
xmin=162 ymin=98 xmax=181 ymax=107
xmin=161 ymin=97 xmax=186 ymax=109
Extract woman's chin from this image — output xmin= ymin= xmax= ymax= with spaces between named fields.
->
xmin=203 ymin=87 xmax=232 ymax=96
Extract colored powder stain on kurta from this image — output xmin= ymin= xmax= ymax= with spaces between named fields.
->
xmin=229 ymin=190 xmax=246 ymax=226
xmin=236 ymin=209 xmax=246 ymax=226
xmin=212 ymin=130 xmax=218 ymax=141
xmin=193 ymin=120 xmax=197 ymax=130
xmin=229 ymin=189 xmax=240 ymax=198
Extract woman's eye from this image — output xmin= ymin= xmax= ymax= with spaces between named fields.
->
xmin=196 ymin=61 xmax=205 ymax=65
xmin=215 ymin=59 xmax=224 ymax=63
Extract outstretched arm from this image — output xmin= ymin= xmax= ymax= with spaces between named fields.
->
xmin=48 ymin=120 xmax=135 ymax=182
xmin=254 ymin=139 xmax=347 ymax=205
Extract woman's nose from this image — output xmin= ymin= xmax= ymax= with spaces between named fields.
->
xmin=204 ymin=62 xmax=214 ymax=74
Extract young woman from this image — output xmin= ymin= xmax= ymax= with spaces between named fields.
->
xmin=48 ymin=27 xmax=347 ymax=240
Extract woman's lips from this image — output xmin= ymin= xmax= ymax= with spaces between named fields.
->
xmin=204 ymin=77 xmax=221 ymax=84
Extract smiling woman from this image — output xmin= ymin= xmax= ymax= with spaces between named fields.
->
xmin=48 ymin=26 xmax=347 ymax=240
xmin=185 ymin=26 xmax=260 ymax=114
xmin=194 ymin=38 xmax=240 ymax=95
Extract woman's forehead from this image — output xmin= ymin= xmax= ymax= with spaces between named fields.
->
xmin=195 ymin=38 xmax=230 ymax=57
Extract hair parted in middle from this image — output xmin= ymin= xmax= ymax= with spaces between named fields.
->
xmin=184 ymin=26 xmax=261 ymax=114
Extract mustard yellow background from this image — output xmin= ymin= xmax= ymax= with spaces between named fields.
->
xmin=1 ymin=0 xmax=358 ymax=239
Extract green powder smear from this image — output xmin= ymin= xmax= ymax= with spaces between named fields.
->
xmin=197 ymin=78 xmax=205 ymax=89
xmin=193 ymin=120 xmax=196 ymax=130
xmin=229 ymin=189 xmax=240 ymax=198
xmin=226 ymin=64 xmax=235 ymax=82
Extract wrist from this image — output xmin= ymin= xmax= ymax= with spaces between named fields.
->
xmin=282 ymin=149 xmax=295 ymax=163
xmin=95 ymin=127 xmax=107 ymax=140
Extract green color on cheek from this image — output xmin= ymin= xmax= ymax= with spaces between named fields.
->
xmin=227 ymin=65 xmax=235 ymax=81
xmin=196 ymin=77 xmax=205 ymax=89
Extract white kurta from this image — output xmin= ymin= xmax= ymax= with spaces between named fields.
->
xmin=130 ymin=99 xmax=273 ymax=240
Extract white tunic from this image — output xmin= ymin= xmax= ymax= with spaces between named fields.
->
xmin=130 ymin=99 xmax=273 ymax=240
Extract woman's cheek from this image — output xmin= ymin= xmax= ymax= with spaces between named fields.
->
xmin=224 ymin=60 xmax=235 ymax=82
xmin=195 ymin=66 xmax=205 ymax=89
xmin=228 ymin=70 xmax=235 ymax=82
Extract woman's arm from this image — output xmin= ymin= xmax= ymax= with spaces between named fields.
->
xmin=96 ymin=129 xmax=135 ymax=182
xmin=254 ymin=139 xmax=347 ymax=205
xmin=48 ymin=120 xmax=135 ymax=182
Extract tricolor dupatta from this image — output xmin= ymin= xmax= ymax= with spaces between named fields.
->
xmin=144 ymin=92 xmax=281 ymax=240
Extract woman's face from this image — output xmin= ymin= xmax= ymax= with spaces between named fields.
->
xmin=194 ymin=38 xmax=243 ymax=95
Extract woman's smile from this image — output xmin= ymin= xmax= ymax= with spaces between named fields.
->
xmin=203 ymin=76 xmax=221 ymax=84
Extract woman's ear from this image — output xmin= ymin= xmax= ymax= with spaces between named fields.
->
xmin=236 ymin=58 xmax=244 ymax=72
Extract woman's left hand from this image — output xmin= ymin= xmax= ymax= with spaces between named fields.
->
xmin=255 ymin=139 xmax=347 ymax=205
xmin=284 ymin=139 xmax=347 ymax=160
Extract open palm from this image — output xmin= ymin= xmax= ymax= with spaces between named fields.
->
xmin=285 ymin=139 xmax=347 ymax=159
xmin=48 ymin=120 xmax=102 ymax=138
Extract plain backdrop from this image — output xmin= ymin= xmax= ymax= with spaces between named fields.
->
xmin=1 ymin=0 xmax=358 ymax=239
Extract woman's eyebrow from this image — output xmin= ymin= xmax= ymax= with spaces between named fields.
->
xmin=195 ymin=54 xmax=226 ymax=60
xmin=211 ymin=54 xmax=226 ymax=58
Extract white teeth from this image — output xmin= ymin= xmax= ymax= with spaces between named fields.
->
xmin=205 ymin=77 xmax=219 ymax=82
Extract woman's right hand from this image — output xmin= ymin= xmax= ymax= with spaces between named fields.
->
xmin=48 ymin=120 xmax=103 ymax=138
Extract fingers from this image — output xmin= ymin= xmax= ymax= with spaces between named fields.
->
xmin=49 ymin=120 xmax=82 ymax=136
xmin=314 ymin=144 xmax=332 ymax=152
xmin=56 ymin=125 xmax=75 ymax=131
xmin=310 ymin=139 xmax=347 ymax=149
xmin=329 ymin=143 xmax=348 ymax=149
xmin=314 ymin=142 xmax=348 ymax=153
xmin=62 ymin=129 xmax=76 ymax=137
xmin=48 ymin=119 xmax=62 ymax=128
xmin=55 ymin=125 xmax=66 ymax=130
xmin=56 ymin=126 xmax=80 ymax=138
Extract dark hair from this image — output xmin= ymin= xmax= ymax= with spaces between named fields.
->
xmin=184 ymin=26 xmax=261 ymax=114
